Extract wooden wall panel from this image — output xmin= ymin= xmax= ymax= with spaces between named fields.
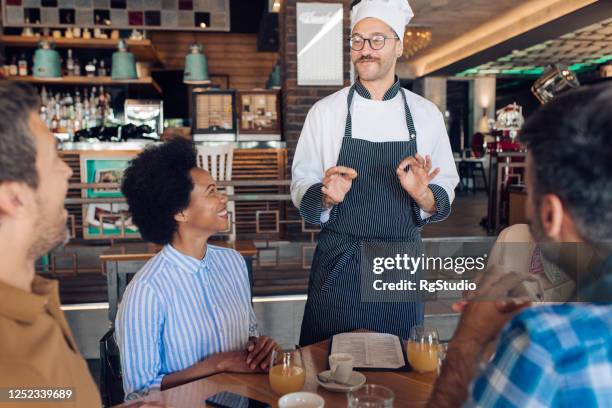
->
xmin=149 ymin=32 xmax=279 ymax=90
xmin=232 ymin=149 xmax=287 ymax=238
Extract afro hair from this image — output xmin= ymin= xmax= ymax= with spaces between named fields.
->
xmin=121 ymin=138 xmax=197 ymax=245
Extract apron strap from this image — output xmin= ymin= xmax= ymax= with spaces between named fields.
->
xmin=344 ymin=86 xmax=357 ymax=138
xmin=399 ymin=88 xmax=417 ymax=141
xmin=344 ymin=85 xmax=417 ymax=141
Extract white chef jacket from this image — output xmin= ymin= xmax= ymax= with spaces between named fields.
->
xmin=291 ymin=86 xmax=459 ymax=223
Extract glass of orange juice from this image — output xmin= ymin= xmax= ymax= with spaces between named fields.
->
xmin=269 ymin=348 xmax=306 ymax=396
xmin=407 ymin=325 xmax=439 ymax=373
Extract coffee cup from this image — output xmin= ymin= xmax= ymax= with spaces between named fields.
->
xmin=328 ymin=353 xmax=354 ymax=383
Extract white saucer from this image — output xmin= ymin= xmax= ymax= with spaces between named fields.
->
xmin=316 ymin=370 xmax=366 ymax=393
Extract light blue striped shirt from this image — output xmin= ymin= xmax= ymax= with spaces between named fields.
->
xmin=115 ymin=244 xmax=258 ymax=399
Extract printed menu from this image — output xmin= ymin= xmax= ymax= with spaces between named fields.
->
xmin=330 ymin=332 xmax=408 ymax=370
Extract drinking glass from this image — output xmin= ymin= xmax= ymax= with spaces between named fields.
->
xmin=348 ymin=384 xmax=394 ymax=408
xmin=407 ymin=325 xmax=439 ymax=373
xmin=269 ymin=348 xmax=306 ymax=396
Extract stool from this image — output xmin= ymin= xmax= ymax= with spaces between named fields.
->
xmin=458 ymin=160 xmax=488 ymax=193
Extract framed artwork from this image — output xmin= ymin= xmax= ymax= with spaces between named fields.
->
xmin=237 ymin=90 xmax=281 ymax=134
xmin=191 ymin=88 xmax=237 ymax=141
xmin=209 ymin=73 xmax=230 ymax=90
xmin=296 ymin=3 xmax=344 ymax=86
xmin=80 ymin=153 xmax=139 ymax=240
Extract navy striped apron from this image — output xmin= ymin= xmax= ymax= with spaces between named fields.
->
xmin=299 ymin=85 xmax=424 ymax=346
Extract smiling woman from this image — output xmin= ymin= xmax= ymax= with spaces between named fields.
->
xmin=116 ymin=138 xmax=280 ymax=400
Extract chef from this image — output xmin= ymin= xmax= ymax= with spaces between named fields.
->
xmin=291 ymin=0 xmax=460 ymax=346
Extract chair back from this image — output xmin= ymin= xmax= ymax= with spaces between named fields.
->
xmin=99 ymin=328 xmax=125 ymax=407
xmin=196 ymin=144 xmax=234 ymax=182
xmin=195 ymin=144 xmax=236 ymax=240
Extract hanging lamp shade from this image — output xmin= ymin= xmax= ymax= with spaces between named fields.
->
xmin=531 ymin=64 xmax=579 ymax=104
xmin=111 ymin=39 xmax=137 ymax=80
xmin=33 ymin=40 xmax=61 ymax=78
xmin=183 ymin=43 xmax=211 ymax=85
xmin=266 ymin=61 xmax=281 ymax=89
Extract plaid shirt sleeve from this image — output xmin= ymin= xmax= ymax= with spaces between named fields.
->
xmin=463 ymin=324 xmax=561 ymax=408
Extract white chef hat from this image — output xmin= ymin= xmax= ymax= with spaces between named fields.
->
xmin=351 ymin=0 xmax=414 ymax=43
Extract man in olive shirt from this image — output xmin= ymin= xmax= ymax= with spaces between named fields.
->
xmin=0 ymin=82 xmax=101 ymax=407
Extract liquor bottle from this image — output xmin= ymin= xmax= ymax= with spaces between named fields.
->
xmin=98 ymin=60 xmax=107 ymax=77
xmin=85 ymin=60 xmax=96 ymax=77
xmin=51 ymin=103 xmax=60 ymax=133
xmin=9 ymin=57 xmax=18 ymax=76
xmin=98 ymin=86 xmax=106 ymax=105
xmin=39 ymin=105 xmax=48 ymax=125
xmin=66 ymin=49 xmax=75 ymax=76
xmin=73 ymin=57 xmax=81 ymax=76
xmin=40 ymin=86 xmax=48 ymax=106
xmin=18 ymin=54 xmax=28 ymax=76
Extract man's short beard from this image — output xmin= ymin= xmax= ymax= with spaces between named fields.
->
xmin=28 ymin=225 xmax=69 ymax=260
xmin=27 ymin=198 xmax=70 ymax=260
xmin=528 ymin=200 xmax=560 ymax=267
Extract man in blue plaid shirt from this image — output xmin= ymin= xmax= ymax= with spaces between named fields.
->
xmin=427 ymin=84 xmax=612 ymax=408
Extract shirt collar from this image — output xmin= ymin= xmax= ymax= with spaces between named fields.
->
xmin=354 ymin=76 xmax=401 ymax=101
xmin=161 ymin=244 xmax=211 ymax=274
xmin=0 ymin=275 xmax=56 ymax=324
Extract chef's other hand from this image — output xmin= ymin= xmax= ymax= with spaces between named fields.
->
xmin=321 ymin=166 xmax=357 ymax=209
xmin=396 ymin=154 xmax=440 ymax=199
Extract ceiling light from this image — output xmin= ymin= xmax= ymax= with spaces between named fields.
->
xmin=403 ymin=25 xmax=432 ymax=58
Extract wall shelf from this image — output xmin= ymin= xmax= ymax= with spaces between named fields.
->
xmin=5 ymin=75 xmax=162 ymax=94
xmin=0 ymin=35 xmax=162 ymax=64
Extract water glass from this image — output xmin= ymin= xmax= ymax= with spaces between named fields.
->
xmin=347 ymin=384 xmax=394 ymax=408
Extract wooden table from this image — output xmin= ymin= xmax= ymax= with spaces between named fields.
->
xmin=100 ymin=241 xmax=257 ymax=323
xmin=112 ymin=339 xmax=437 ymax=408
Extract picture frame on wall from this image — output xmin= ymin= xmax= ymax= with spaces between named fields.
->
xmin=296 ymin=3 xmax=344 ymax=86
xmin=80 ymin=153 xmax=140 ymax=240
xmin=236 ymin=89 xmax=281 ymax=141
xmin=209 ymin=74 xmax=231 ymax=90
xmin=191 ymin=88 xmax=237 ymax=142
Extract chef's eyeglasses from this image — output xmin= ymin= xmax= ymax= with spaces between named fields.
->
xmin=349 ymin=34 xmax=399 ymax=51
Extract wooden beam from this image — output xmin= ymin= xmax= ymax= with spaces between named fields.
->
xmin=398 ymin=0 xmax=598 ymax=78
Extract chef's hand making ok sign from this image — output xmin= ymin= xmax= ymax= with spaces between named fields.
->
xmin=396 ymin=154 xmax=440 ymax=213
xmin=321 ymin=166 xmax=358 ymax=209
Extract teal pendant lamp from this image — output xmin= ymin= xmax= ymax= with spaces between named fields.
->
xmin=266 ymin=61 xmax=281 ymax=89
xmin=111 ymin=40 xmax=137 ymax=80
xmin=183 ymin=43 xmax=211 ymax=85
xmin=33 ymin=40 xmax=61 ymax=78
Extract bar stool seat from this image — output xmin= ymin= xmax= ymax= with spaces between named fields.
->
xmin=458 ymin=159 xmax=488 ymax=193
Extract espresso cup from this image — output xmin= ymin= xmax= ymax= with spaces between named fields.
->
xmin=328 ymin=353 xmax=354 ymax=383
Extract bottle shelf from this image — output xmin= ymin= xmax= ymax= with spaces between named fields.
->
xmin=0 ymin=35 xmax=162 ymax=64
xmin=5 ymin=75 xmax=162 ymax=94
